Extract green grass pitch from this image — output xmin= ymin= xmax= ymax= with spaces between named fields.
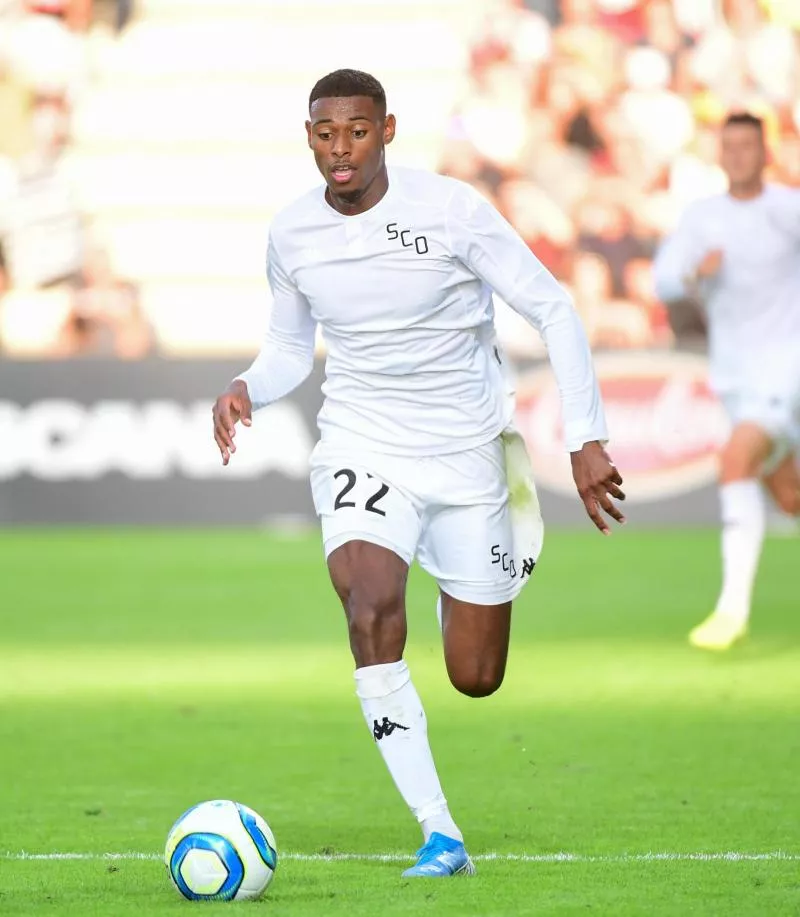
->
xmin=0 ymin=528 xmax=798 ymax=916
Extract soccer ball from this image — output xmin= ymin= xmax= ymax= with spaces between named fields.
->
xmin=164 ymin=799 xmax=277 ymax=901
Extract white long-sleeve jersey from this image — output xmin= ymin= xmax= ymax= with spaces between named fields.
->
xmin=653 ymin=184 xmax=800 ymax=397
xmin=237 ymin=166 xmax=607 ymax=456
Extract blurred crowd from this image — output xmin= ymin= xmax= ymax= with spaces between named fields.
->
xmin=1 ymin=0 xmax=799 ymax=359
xmin=0 ymin=0 xmax=151 ymax=359
xmin=440 ymin=0 xmax=800 ymax=352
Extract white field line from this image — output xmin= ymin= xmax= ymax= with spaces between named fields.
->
xmin=3 ymin=851 xmax=798 ymax=864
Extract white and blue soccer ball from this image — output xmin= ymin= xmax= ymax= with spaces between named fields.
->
xmin=164 ymin=799 xmax=277 ymax=901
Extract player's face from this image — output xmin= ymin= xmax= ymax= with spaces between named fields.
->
xmin=720 ymin=124 xmax=766 ymax=189
xmin=306 ymin=96 xmax=396 ymax=210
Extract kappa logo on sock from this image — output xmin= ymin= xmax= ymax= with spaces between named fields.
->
xmin=372 ymin=716 xmax=410 ymax=741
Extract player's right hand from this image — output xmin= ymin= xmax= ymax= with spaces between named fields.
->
xmin=696 ymin=249 xmax=723 ymax=278
xmin=212 ymin=380 xmax=252 ymax=465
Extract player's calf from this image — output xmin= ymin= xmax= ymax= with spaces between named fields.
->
xmin=698 ymin=422 xmax=774 ymax=647
xmin=329 ymin=544 xmax=465 ymax=856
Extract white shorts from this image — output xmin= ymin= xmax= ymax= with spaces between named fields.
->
xmin=309 ymin=430 xmax=544 ymax=605
xmin=721 ymin=386 xmax=800 ymax=472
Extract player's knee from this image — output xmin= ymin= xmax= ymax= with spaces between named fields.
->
xmin=347 ymin=594 xmax=402 ymax=636
xmin=774 ymin=486 xmax=800 ymax=516
xmin=344 ymin=585 xmax=405 ymax=652
xmin=719 ymin=427 xmax=772 ymax=483
xmin=449 ymin=664 xmax=505 ymax=698
xmin=719 ymin=443 xmax=759 ymax=482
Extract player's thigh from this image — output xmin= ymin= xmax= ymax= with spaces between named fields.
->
xmin=439 ymin=592 xmax=511 ymax=698
xmin=418 ymin=496 xmax=521 ymax=696
xmin=326 ymin=539 xmax=410 ymax=613
xmin=326 ymin=539 xmax=412 ymax=667
xmin=720 ymin=392 xmax=796 ymax=481
xmin=719 ymin=422 xmax=774 ymax=482
xmin=310 ymin=455 xmax=422 ymax=653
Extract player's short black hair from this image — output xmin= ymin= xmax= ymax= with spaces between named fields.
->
xmin=309 ymin=69 xmax=386 ymax=114
xmin=723 ymin=111 xmax=764 ymax=133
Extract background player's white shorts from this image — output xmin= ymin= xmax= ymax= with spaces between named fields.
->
xmin=720 ymin=384 xmax=800 ymax=472
xmin=309 ymin=430 xmax=544 ymax=605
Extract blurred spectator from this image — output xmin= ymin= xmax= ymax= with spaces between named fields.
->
xmin=575 ymin=198 xmax=650 ymax=295
xmin=644 ymin=0 xmax=688 ymax=63
xmin=668 ymin=125 xmax=728 ymax=210
xmin=690 ymin=0 xmax=797 ymax=108
xmin=0 ymin=0 xmax=143 ymax=358
xmin=618 ymin=45 xmax=694 ymax=167
xmin=440 ymin=0 xmax=800 ymax=353
xmin=1 ymin=92 xmax=83 ymax=292
xmin=90 ymin=0 xmax=133 ymax=34
xmin=523 ymin=0 xmax=560 ymax=26
xmin=499 ymin=179 xmax=575 ymax=276
xmin=2 ymin=0 xmax=799 ymax=361
xmin=569 ymin=250 xmax=614 ymax=338
xmin=6 ymin=4 xmax=87 ymax=95
xmin=28 ymin=0 xmax=92 ymax=31
xmin=623 ymin=256 xmax=673 ymax=345
xmin=0 ymin=57 xmax=32 ymax=160
xmin=0 ymin=241 xmax=8 ymax=296
xmin=773 ymin=130 xmax=800 ymax=185
xmin=54 ymin=243 xmax=155 ymax=359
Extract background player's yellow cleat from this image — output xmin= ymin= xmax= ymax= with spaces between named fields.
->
xmin=689 ymin=612 xmax=748 ymax=651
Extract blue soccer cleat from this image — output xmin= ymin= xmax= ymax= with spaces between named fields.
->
xmin=401 ymin=832 xmax=476 ymax=878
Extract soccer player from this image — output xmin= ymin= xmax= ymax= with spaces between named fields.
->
xmin=654 ymin=112 xmax=800 ymax=652
xmin=212 ymin=70 xmax=624 ymax=876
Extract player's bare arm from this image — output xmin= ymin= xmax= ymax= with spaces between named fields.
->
xmin=695 ymin=249 xmax=723 ymax=278
xmin=570 ymin=440 xmax=626 ymax=535
xmin=684 ymin=248 xmax=723 ymax=297
xmin=212 ymin=380 xmax=252 ymax=465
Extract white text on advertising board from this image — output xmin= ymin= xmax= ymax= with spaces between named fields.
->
xmin=0 ymin=400 xmax=313 ymax=480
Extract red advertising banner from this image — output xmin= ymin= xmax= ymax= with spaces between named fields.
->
xmin=515 ymin=352 xmax=729 ymax=503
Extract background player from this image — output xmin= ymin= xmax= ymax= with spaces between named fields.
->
xmin=654 ymin=112 xmax=800 ymax=651
xmin=212 ymin=70 xmax=624 ymax=877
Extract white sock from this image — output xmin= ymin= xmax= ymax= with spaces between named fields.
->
xmin=354 ymin=660 xmax=462 ymax=843
xmin=714 ymin=480 xmax=766 ymax=625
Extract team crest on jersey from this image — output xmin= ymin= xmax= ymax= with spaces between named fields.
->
xmin=386 ymin=222 xmax=429 ymax=254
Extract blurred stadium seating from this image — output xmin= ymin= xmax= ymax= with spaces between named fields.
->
xmin=0 ymin=0 xmax=473 ymax=355
xmin=0 ymin=0 xmax=798 ymax=359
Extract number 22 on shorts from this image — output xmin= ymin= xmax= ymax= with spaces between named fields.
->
xmin=333 ymin=468 xmax=391 ymax=517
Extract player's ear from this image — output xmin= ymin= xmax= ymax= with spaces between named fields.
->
xmin=384 ymin=113 xmax=396 ymax=146
xmin=305 ymin=120 xmax=313 ymax=149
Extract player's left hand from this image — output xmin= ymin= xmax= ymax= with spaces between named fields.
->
xmin=570 ymin=441 xmax=626 ymax=535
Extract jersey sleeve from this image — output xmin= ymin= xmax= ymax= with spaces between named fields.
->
xmin=447 ymin=183 xmax=607 ymax=452
xmin=234 ymin=231 xmax=316 ymax=409
xmin=652 ymin=206 xmax=704 ymax=304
